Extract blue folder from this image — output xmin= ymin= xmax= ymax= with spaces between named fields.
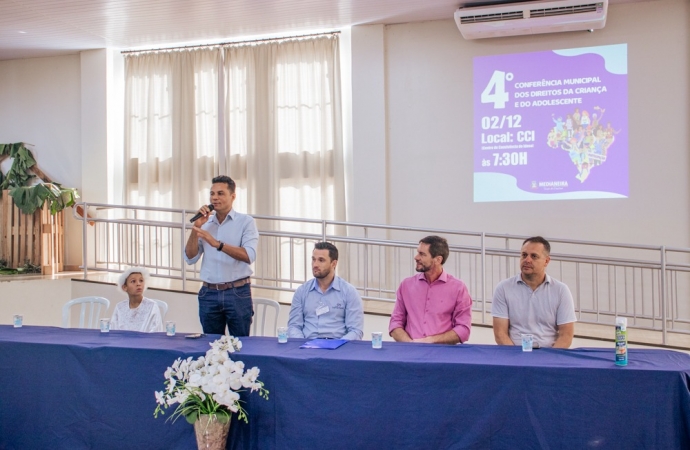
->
xmin=299 ymin=339 xmax=348 ymax=349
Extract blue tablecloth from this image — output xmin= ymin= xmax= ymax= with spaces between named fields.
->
xmin=1 ymin=325 xmax=690 ymax=449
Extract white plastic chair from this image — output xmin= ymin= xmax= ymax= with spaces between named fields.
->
xmin=62 ymin=297 xmax=110 ymax=329
xmin=153 ymin=299 xmax=168 ymax=321
xmin=251 ymin=298 xmax=280 ymax=336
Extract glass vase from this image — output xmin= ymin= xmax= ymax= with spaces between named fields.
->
xmin=193 ymin=414 xmax=231 ymax=450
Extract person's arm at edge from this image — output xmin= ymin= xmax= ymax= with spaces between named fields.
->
xmin=552 ymin=282 xmax=577 ymax=348
xmin=219 ymin=243 xmax=250 ymax=264
xmin=198 ymin=216 xmax=258 ymax=264
xmin=389 ymin=284 xmax=412 ymax=342
xmin=184 ymin=228 xmax=202 ymax=261
xmin=552 ymin=322 xmax=575 ymax=348
xmin=413 ymin=329 xmax=460 ymax=344
xmin=493 ymin=317 xmax=514 ymax=345
xmin=450 ymin=282 xmax=472 ymax=343
xmin=185 ymin=209 xmax=211 ymax=261
xmin=390 ymin=327 xmax=413 ymax=342
xmin=491 ymin=281 xmax=514 ymax=345
xmin=287 ymin=287 xmax=306 ymax=339
xmin=341 ymin=284 xmax=364 ymax=340
xmin=223 ymin=216 xmax=259 ymax=264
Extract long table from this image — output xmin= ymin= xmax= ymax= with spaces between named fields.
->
xmin=1 ymin=326 xmax=690 ymax=449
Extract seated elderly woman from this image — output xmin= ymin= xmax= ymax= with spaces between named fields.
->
xmin=110 ymin=267 xmax=163 ymax=332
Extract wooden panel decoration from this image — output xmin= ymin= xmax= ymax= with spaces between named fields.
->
xmin=0 ymin=190 xmax=64 ymax=274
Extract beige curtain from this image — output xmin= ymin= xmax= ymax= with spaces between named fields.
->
xmin=122 ymin=37 xmax=344 ymax=220
xmin=223 ymin=35 xmax=345 ymax=222
xmin=222 ymin=35 xmax=345 ymax=285
xmin=123 ymin=48 xmax=220 ymax=211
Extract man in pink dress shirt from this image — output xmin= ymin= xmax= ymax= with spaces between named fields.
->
xmin=389 ymin=235 xmax=473 ymax=344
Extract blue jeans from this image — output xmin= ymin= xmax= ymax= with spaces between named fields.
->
xmin=198 ymin=284 xmax=253 ymax=336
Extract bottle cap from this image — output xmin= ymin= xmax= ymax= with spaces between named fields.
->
xmin=615 ymin=317 xmax=627 ymax=329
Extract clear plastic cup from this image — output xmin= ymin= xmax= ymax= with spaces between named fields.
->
xmin=165 ymin=321 xmax=176 ymax=336
xmin=521 ymin=333 xmax=533 ymax=352
xmin=12 ymin=314 xmax=23 ymax=328
xmin=277 ymin=327 xmax=288 ymax=343
xmin=100 ymin=318 xmax=110 ymax=333
xmin=372 ymin=331 xmax=383 ymax=349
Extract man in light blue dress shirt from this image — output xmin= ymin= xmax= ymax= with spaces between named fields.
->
xmin=288 ymin=242 xmax=364 ymax=340
xmin=184 ymin=175 xmax=259 ymax=336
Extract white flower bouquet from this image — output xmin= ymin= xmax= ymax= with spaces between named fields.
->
xmin=154 ymin=335 xmax=269 ymax=424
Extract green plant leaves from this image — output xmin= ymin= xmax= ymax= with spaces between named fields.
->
xmin=0 ymin=142 xmax=80 ymax=215
xmin=0 ymin=142 xmax=36 ymax=190
xmin=15 ymin=183 xmax=80 ymax=215
xmin=9 ymin=185 xmax=51 ymax=214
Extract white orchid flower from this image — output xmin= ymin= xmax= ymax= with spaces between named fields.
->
xmin=228 ymin=378 xmax=242 ymax=390
xmin=154 ymin=336 xmax=266 ymax=424
xmin=155 ymin=391 xmax=166 ymax=405
xmin=188 ymin=372 xmax=202 ymax=387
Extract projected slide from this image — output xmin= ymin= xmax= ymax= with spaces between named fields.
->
xmin=473 ymin=44 xmax=628 ymax=202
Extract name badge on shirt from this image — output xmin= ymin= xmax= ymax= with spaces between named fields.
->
xmin=315 ymin=301 xmax=330 ymax=317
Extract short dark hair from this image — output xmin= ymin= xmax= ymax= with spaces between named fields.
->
xmin=419 ymin=235 xmax=449 ymax=265
xmin=212 ymin=175 xmax=236 ymax=193
xmin=522 ymin=236 xmax=551 ymax=255
xmin=314 ymin=242 xmax=338 ymax=261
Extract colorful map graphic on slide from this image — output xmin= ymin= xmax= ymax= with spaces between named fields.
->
xmin=473 ymin=44 xmax=628 ymax=202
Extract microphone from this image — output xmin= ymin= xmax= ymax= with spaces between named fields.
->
xmin=190 ymin=204 xmax=214 ymax=223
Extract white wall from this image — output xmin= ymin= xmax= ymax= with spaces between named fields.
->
xmin=0 ymin=278 xmax=73 ymax=327
xmin=80 ymin=49 xmax=109 ymax=205
xmin=350 ymin=24 xmax=388 ymax=226
xmin=349 ymin=0 xmax=690 ymax=248
xmin=0 ymin=55 xmax=82 ymax=189
xmin=0 ymin=55 xmax=85 ymax=266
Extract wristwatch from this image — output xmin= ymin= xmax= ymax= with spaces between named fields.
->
xmin=217 ymin=241 xmax=224 ymax=252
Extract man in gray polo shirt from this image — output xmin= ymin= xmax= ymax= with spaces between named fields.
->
xmin=492 ymin=236 xmax=577 ymax=348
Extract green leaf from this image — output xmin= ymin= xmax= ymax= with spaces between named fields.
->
xmin=0 ymin=142 xmax=79 ymax=215
xmin=215 ymin=413 xmax=231 ymax=424
xmin=16 ymin=147 xmax=37 ymax=168
xmin=9 ymin=185 xmax=49 ymax=214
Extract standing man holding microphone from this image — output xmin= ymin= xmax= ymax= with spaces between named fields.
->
xmin=184 ymin=175 xmax=259 ymax=336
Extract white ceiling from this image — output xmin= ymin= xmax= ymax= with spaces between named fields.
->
xmin=0 ymin=0 xmax=649 ymax=61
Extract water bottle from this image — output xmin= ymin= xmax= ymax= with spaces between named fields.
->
xmin=615 ymin=317 xmax=628 ymax=366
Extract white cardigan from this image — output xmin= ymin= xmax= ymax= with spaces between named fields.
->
xmin=110 ymin=297 xmax=163 ymax=332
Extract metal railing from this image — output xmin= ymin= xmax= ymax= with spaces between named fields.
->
xmin=74 ymin=202 xmax=690 ymax=344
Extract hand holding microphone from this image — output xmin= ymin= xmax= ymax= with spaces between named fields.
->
xmin=190 ymin=204 xmax=215 ymax=223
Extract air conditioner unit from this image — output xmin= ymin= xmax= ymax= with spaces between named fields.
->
xmin=454 ymin=0 xmax=608 ymax=39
